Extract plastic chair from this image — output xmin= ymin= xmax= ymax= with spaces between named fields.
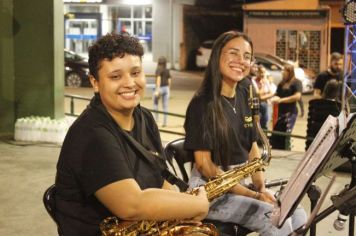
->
xmin=164 ymin=138 xmax=192 ymax=183
xmin=43 ymin=184 xmax=63 ymax=235
xmin=163 ymin=138 xmax=252 ymax=236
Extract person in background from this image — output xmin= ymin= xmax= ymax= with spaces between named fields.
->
xmin=314 ymin=52 xmax=343 ymax=98
xmin=153 ymin=56 xmax=171 ymax=127
xmin=270 ymin=64 xmax=302 ymax=150
xmin=305 ymin=79 xmax=342 ymax=150
xmin=252 ymin=65 xmax=276 ymax=129
xmin=184 ymin=30 xmax=306 ymax=235
xmin=54 ymin=33 xmax=208 ymax=236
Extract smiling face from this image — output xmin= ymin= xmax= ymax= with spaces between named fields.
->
xmin=90 ymin=54 xmax=145 ymax=115
xmin=219 ymin=37 xmax=252 ymax=85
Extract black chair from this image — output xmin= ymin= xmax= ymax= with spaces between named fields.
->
xmin=164 ymin=138 xmax=192 ymax=183
xmin=305 ymin=99 xmax=341 ymax=150
xmin=163 ymin=138 xmax=252 ymax=236
xmin=43 ymin=184 xmax=63 ymax=235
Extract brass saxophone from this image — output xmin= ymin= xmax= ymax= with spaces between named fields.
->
xmin=100 ymin=86 xmax=271 ymax=236
xmin=100 ymin=158 xmax=265 ymax=236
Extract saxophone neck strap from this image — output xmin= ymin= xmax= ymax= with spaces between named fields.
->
xmin=120 ymin=109 xmax=189 ymax=191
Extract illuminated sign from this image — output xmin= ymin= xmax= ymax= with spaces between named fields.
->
xmin=246 ymin=10 xmax=327 ymax=18
xmin=63 ymin=0 xmax=103 ymax=3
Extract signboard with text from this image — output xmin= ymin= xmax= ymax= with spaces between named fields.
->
xmin=246 ymin=10 xmax=328 ymax=18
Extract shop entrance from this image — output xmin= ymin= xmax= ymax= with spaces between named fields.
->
xmin=64 ymin=13 xmax=102 ymax=57
xmin=276 ymin=29 xmax=321 ymax=73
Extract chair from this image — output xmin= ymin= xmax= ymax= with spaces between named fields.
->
xmin=43 ymin=184 xmax=63 ymax=235
xmin=305 ymin=99 xmax=341 ymax=150
xmin=164 ymin=138 xmax=192 ymax=183
xmin=163 ymin=138 xmax=252 ymax=236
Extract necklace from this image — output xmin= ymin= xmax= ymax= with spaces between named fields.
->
xmin=222 ymin=96 xmax=237 ymax=114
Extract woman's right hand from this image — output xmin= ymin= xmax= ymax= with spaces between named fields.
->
xmin=258 ymin=191 xmax=276 ymax=204
xmin=191 ymin=186 xmax=209 ymax=221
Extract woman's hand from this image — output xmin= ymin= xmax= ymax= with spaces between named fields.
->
xmin=191 ymin=186 xmax=209 ymax=222
xmin=258 ymin=191 xmax=276 ymax=204
xmin=270 ymin=96 xmax=281 ymax=104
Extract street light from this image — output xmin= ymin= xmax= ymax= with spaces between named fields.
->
xmin=343 ymin=0 xmax=356 ymax=24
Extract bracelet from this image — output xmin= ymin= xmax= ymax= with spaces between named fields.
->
xmin=253 ymin=191 xmax=260 ymax=199
xmin=255 ymin=168 xmax=265 ymax=172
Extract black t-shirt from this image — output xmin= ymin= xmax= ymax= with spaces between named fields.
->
xmin=55 ymin=95 xmax=164 ymax=236
xmin=276 ymin=79 xmax=303 ymax=115
xmin=184 ymin=78 xmax=257 ymax=165
xmin=314 ymin=70 xmax=342 ymax=94
xmin=155 ymin=68 xmax=171 ymax=87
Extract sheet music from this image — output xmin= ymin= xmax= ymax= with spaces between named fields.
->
xmin=272 ymin=115 xmax=339 ymax=227
xmin=272 ymin=112 xmax=356 ymax=228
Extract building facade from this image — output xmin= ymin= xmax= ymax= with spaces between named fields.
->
xmin=63 ymin=0 xmax=195 ymax=69
xmin=243 ymin=0 xmax=334 ymax=73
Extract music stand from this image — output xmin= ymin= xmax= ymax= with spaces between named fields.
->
xmin=271 ymin=112 xmax=356 ymax=235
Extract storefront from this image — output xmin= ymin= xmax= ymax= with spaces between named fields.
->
xmin=64 ymin=0 xmax=153 ymax=57
xmin=243 ymin=0 xmax=331 ymax=74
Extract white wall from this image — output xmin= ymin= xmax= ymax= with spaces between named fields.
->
xmin=152 ymin=0 xmax=194 ymax=69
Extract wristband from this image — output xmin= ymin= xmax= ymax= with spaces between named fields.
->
xmin=253 ymin=191 xmax=260 ymax=199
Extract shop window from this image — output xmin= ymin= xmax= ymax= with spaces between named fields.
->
xmin=118 ymin=6 xmax=131 ymax=18
xmin=109 ymin=4 xmax=152 ymax=53
xmin=134 ymin=6 xmax=143 ymax=18
xmin=276 ymin=29 xmax=320 ymax=73
xmin=145 ymin=6 xmax=152 ymax=18
xmin=118 ymin=20 xmax=132 ymax=34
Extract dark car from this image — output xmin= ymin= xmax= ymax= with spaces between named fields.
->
xmin=64 ymin=49 xmax=90 ymax=88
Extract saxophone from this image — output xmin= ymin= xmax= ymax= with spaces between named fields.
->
xmin=100 ymin=85 xmax=272 ymax=236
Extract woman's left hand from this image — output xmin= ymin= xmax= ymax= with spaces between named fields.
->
xmin=270 ymin=96 xmax=281 ymax=104
xmin=258 ymin=191 xmax=276 ymax=204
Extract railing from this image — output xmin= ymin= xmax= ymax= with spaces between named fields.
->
xmin=64 ymin=94 xmax=310 ymax=142
xmin=64 ymin=94 xmax=186 ymax=136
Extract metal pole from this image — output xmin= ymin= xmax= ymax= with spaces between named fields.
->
xmin=342 ymin=23 xmax=349 ymax=112
xmin=70 ymin=97 xmax=74 ymax=115
xmin=169 ymin=0 xmax=175 ymax=69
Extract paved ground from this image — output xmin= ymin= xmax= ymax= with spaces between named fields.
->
xmin=0 ymin=56 xmax=354 ymax=235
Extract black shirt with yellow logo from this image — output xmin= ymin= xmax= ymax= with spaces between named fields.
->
xmin=184 ymin=78 xmax=257 ymax=165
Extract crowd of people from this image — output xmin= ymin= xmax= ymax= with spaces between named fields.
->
xmin=250 ymin=52 xmax=344 ymax=150
xmin=50 ymin=30 xmax=349 ymax=236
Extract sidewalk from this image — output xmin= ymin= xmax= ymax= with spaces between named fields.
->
xmin=0 ymin=137 xmax=352 ymax=235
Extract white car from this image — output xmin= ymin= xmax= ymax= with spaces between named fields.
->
xmin=254 ymin=53 xmax=314 ymax=94
xmin=196 ymin=40 xmax=214 ymax=68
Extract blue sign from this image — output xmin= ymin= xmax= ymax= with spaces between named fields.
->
xmin=65 ymin=34 xmax=97 ymax=40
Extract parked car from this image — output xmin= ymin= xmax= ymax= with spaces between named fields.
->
xmin=196 ymin=40 xmax=214 ymax=68
xmin=64 ymin=49 xmax=90 ymax=88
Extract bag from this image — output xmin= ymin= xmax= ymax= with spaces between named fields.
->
xmin=270 ymin=114 xmax=290 ymax=150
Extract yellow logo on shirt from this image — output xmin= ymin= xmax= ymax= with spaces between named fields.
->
xmin=244 ymin=116 xmax=253 ymax=128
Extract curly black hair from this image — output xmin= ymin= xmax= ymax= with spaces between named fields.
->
xmin=88 ymin=33 xmax=144 ymax=80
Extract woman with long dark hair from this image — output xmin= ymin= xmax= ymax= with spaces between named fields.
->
xmin=270 ymin=64 xmax=303 ymax=150
xmin=184 ymin=30 xmax=306 ymax=235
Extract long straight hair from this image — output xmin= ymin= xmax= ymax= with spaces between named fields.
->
xmin=280 ymin=64 xmax=295 ymax=87
xmin=189 ymin=30 xmax=253 ymax=169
